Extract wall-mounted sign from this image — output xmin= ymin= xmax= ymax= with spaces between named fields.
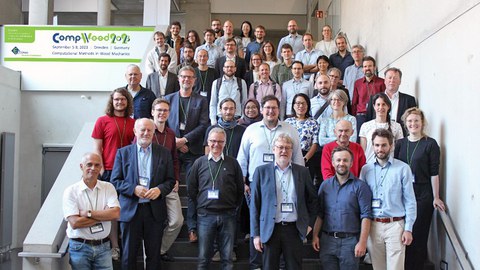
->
xmin=1 ymin=25 xmax=155 ymax=91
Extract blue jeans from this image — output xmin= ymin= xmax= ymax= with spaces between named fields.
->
xmin=68 ymin=239 xmax=113 ymax=270
xmin=319 ymin=233 xmax=359 ymax=270
xmin=197 ymin=211 xmax=236 ymax=270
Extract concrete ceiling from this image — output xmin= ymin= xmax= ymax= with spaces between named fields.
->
xmin=111 ymin=0 xmax=182 ymax=15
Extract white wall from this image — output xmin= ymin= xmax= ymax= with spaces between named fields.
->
xmin=0 ymin=66 xmax=21 ymax=246
xmin=211 ymin=0 xmax=306 ymax=14
xmin=341 ymin=0 xmax=480 ymax=269
xmin=16 ymin=91 xmax=107 ymax=247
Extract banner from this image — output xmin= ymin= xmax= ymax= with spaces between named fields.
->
xmin=1 ymin=25 xmax=156 ymax=91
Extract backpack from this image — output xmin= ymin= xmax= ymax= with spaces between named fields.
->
xmin=253 ymin=78 xmax=278 ymax=99
xmin=216 ymin=77 xmax=243 ymax=101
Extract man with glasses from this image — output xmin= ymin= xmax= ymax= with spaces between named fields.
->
xmin=328 ymin=67 xmax=352 ymax=114
xmin=209 ymin=60 xmax=248 ymax=125
xmin=195 ymin=29 xmax=223 ymax=69
xmin=237 ymin=95 xmax=304 ymax=269
xmin=276 ymin=20 xmax=304 ymax=59
xmin=150 ymin=99 xmax=183 ymax=262
xmin=245 ymin=25 xmax=266 ymax=65
xmin=188 ymin=127 xmax=244 ymax=270
xmin=344 ymin=45 xmax=365 ymax=100
xmin=281 ymin=61 xmax=314 ymax=118
xmin=215 ymin=38 xmax=247 ymax=79
xmin=250 ymin=133 xmax=317 ymax=270
xmin=165 ymin=66 xmax=209 ymax=243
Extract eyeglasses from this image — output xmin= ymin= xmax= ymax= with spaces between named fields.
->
xmin=330 ymin=98 xmax=343 ymax=103
xmin=179 ymin=75 xmax=195 ymax=80
xmin=209 ymin=139 xmax=225 ymax=145
xmin=154 ymin=109 xmax=169 ymax=113
xmin=274 ymin=145 xmax=292 ymax=151
xmin=328 ymin=74 xmax=340 ymax=79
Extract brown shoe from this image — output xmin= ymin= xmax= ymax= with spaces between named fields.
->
xmin=189 ymin=231 xmax=198 ymax=243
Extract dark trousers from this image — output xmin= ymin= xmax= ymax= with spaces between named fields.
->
xmin=406 ymin=184 xmax=434 ymax=270
xmin=355 ymin=114 xmax=367 ymax=143
xmin=179 ymin=151 xmax=202 ymax=232
xmin=120 ymin=203 xmax=165 ymax=270
xmin=263 ymin=223 xmax=303 ymax=270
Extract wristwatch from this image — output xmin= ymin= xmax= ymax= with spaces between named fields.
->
xmin=87 ymin=210 xmax=92 ymax=218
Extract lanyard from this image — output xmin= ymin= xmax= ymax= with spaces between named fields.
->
xmin=208 ymin=159 xmax=224 ymax=190
xmin=406 ymin=139 xmax=421 ymax=166
xmin=224 ymin=128 xmax=235 ymax=156
xmin=262 ymin=125 xmax=278 ymax=152
xmin=85 ymin=188 xmax=98 ymax=211
xmin=154 ymin=131 xmax=167 ymax=147
xmin=197 ymin=69 xmax=209 ymax=92
xmin=114 ymin=117 xmax=127 ymax=147
xmin=179 ymin=96 xmax=191 ymax=123
xmin=374 ymin=162 xmax=390 ymax=197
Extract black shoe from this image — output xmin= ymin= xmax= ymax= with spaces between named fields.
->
xmin=160 ymin=252 xmax=175 ymax=262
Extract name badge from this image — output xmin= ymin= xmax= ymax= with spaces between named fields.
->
xmin=208 ymin=189 xmax=219 ymax=200
xmin=139 ymin=176 xmax=149 ymax=187
xmin=281 ymin=203 xmax=294 ymax=213
xmin=263 ymin=153 xmax=274 ymax=162
xmin=200 ymin=91 xmax=208 ymax=97
xmin=372 ymin=198 xmax=382 ymax=208
xmin=89 ymin=223 xmax=104 ymax=234
xmin=180 ymin=122 xmax=186 ymax=131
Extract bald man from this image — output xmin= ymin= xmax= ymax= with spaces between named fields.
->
xmin=124 ymin=64 xmax=156 ymax=119
xmin=277 ymin=20 xmax=304 ymax=60
xmin=321 ymin=120 xmax=366 ymax=179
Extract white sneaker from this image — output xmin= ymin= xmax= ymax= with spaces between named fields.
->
xmin=111 ymin=247 xmax=120 ymax=261
xmin=212 ymin=251 xmax=220 ymax=262
xmin=363 ymin=252 xmax=372 ymax=264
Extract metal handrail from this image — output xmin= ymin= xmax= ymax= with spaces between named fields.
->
xmin=438 ymin=210 xmax=474 ymax=270
xmin=18 ymin=236 xmax=68 ymax=259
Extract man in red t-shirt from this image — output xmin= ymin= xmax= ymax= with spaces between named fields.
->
xmin=321 ymin=120 xmax=366 ymax=180
xmin=91 ymin=87 xmax=135 ymax=260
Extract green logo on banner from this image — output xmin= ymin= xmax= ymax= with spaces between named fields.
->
xmin=5 ymin=26 xmax=36 ymax=43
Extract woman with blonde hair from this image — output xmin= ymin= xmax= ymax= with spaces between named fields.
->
xmin=394 ymin=107 xmax=445 ymax=270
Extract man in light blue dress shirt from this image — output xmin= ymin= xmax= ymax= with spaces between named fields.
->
xmin=360 ymin=128 xmax=416 ymax=270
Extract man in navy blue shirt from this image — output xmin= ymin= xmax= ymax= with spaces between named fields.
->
xmin=312 ymin=146 xmax=372 ymax=269
xmin=124 ymin=64 xmax=156 ymax=119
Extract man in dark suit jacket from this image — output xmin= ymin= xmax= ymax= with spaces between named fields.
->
xmin=214 ymin=38 xmax=247 ymax=79
xmin=366 ymin=67 xmax=417 ymax=136
xmin=164 ymin=66 xmax=209 ymax=242
xmin=111 ymin=118 xmax=175 ymax=270
xmin=250 ymin=133 xmax=317 ymax=270
xmin=146 ymin=53 xmax=180 ymax=97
